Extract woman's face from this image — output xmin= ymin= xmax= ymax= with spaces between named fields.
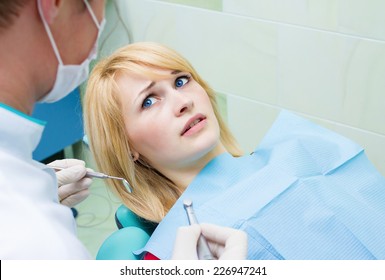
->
xmin=116 ymin=68 xmax=225 ymax=174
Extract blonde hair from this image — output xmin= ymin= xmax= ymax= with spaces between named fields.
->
xmin=84 ymin=42 xmax=242 ymax=223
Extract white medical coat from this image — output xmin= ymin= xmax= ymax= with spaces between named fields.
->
xmin=0 ymin=104 xmax=91 ymax=259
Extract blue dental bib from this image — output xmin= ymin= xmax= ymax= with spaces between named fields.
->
xmin=137 ymin=110 xmax=385 ymax=260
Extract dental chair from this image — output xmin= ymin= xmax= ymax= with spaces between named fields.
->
xmin=82 ymin=136 xmax=157 ymax=260
xmin=96 ymin=204 xmax=157 ymax=260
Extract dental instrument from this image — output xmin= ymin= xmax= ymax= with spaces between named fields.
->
xmin=51 ymin=166 xmax=132 ymax=193
xmin=183 ymin=199 xmax=214 ymax=260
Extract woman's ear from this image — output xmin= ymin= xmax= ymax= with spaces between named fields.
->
xmin=39 ymin=0 xmax=61 ymax=24
xmin=131 ymin=151 xmax=140 ymax=161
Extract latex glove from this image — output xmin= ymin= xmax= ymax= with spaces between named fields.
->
xmin=172 ymin=223 xmax=248 ymax=260
xmin=48 ymin=159 xmax=92 ymax=207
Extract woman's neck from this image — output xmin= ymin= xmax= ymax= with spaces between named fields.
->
xmin=164 ymin=143 xmax=228 ymax=189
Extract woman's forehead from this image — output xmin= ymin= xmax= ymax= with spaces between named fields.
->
xmin=117 ymin=63 xmax=184 ymax=80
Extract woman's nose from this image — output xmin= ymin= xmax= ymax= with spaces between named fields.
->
xmin=173 ymin=92 xmax=193 ymax=116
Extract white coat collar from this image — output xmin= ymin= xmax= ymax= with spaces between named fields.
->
xmin=0 ymin=104 xmax=46 ymax=160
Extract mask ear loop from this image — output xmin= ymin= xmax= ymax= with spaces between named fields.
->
xmin=83 ymin=0 xmax=101 ymax=29
xmin=37 ymin=0 xmax=63 ymax=65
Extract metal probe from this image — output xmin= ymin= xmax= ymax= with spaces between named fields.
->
xmin=183 ymin=199 xmax=214 ymax=260
xmin=51 ymin=166 xmax=132 ymax=193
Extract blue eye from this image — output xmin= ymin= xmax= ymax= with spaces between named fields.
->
xmin=175 ymin=76 xmax=189 ymax=88
xmin=142 ymin=96 xmax=157 ymax=108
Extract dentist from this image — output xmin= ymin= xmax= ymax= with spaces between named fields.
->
xmin=0 ymin=0 xmax=106 ymax=259
xmin=0 ymin=0 xmax=247 ymax=260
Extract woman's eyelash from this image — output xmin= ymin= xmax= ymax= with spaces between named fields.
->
xmin=175 ymin=75 xmax=191 ymax=88
xmin=140 ymin=74 xmax=191 ymax=109
xmin=141 ymin=94 xmax=157 ymax=109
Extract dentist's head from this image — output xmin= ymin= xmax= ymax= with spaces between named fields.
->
xmin=0 ymin=0 xmax=106 ymax=114
xmin=37 ymin=0 xmax=106 ymax=103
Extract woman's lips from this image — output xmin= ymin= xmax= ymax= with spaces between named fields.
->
xmin=181 ymin=114 xmax=207 ymax=136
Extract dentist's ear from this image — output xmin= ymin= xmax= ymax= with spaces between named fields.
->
xmin=39 ymin=0 xmax=61 ymax=24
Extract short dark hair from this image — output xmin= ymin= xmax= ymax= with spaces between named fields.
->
xmin=0 ymin=0 xmax=29 ymax=29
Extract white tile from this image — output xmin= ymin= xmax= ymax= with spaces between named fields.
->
xmin=338 ymin=0 xmax=385 ymax=41
xmin=98 ymin=0 xmax=132 ymax=58
xmin=277 ymin=26 xmax=349 ymax=122
xmin=223 ymin=0 xmax=385 ymax=41
xmin=226 ymin=95 xmax=280 ymax=153
xmin=277 ymin=25 xmax=385 ymax=135
xmin=341 ymin=40 xmax=385 ymax=135
xmin=223 ymin=0 xmax=339 ymax=32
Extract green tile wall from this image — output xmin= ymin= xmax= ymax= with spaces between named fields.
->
xmin=215 ymin=92 xmax=228 ymax=124
xmin=157 ymin=0 xmax=222 ymax=11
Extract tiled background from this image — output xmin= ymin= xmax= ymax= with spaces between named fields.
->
xmin=98 ymin=0 xmax=385 ymax=176
xmin=80 ymin=0 xmax=385 ymax=258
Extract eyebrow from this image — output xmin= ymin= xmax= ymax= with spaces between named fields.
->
xmin=134 ymin=70 xmax=183 ymax=104
xmin=133 ymin=81 xmax=155 ymax=104
xmin=139 ymin=81 xmax=155 ymax=96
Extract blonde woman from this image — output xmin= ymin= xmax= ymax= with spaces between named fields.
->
xmin=85 ymin=42 xmax=246 ymax=260
xmin=84 ymin=42 xmax=385 ymax=260
xmin=85 ymin=42 xmax=242 ymax=223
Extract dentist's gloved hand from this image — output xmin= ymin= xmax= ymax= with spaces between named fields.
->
xmin=48 ymin=159 xmax=92 ymax=208
xmin=172 ymin=223 xmax=248 ymax=260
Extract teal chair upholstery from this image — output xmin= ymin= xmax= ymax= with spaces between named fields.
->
xmin=114 ymin=205 xmax=158 ymax=236
xmin=96 ymin=205 xmax=157 ymax=260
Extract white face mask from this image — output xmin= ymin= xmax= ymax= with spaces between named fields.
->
xmin=37 ymin=0 xmax=106 ymax=103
